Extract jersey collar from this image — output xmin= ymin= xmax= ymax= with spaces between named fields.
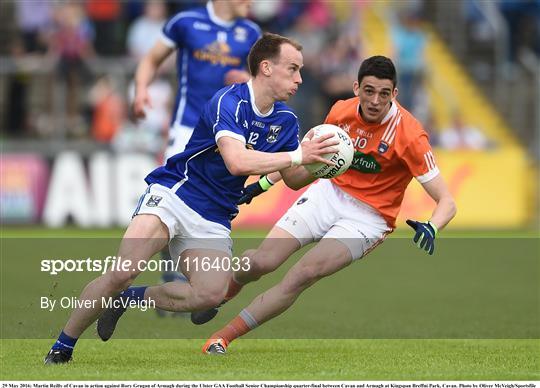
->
xmin=247 ymin=79 xmax=274 ymax=117
xmin=207 ymin=1 xmax=235 ymax=28
xmin=380 ymin=101 xmax=398 ymax=124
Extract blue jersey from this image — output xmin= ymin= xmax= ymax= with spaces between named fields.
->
xmin=161 ymin=2 xmax=261 ymax=130
xmin=146 ymin=82 xmax=300 ymax=229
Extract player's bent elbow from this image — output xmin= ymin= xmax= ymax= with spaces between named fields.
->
xmin=448 ymin=198 xmax=457 ymax=220
xmin=224 ymin=160 xmax=247 ymax=176
xmin=285 ymin=182 xmax=304 ymax=191
xmin=282 ymin=177 xmax=304 ymax=191
xmin=231 ymin=165 xmax=251 ymax=176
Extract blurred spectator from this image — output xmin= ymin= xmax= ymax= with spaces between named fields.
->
xmin=167 ymin=1 xmax=203 ymax=16
xmin=284 ymin=8 xmax=329 ymax=133
xmin=4 ymin=38 xmax=31 ymax=137
xmin=421 ymin=112 xmax=440 ymax=148
xmin=249 ymin=0 xmax=282 ymax=30
xmin=89 ymin=75 xmax=126 ymax=144
xmin=49 ymin=2 xmax=95 ymax=136
xmin=125 ymin=0 xmax=146 ymax=26
xmin=113 ymin=81 xmax=172 ymax=155
xmin=127 ymin=0 xmax=167 ymax=59
xmin=319 ymin=18 xmax=362 ymax=109
xmin=120 ymin=0 xmax=172 ymax=158
xmin=465 ymin=0 xmax=494 ymax=44
xmin=8 ymin=2 xmax=54 ymax=137
xmin=498 ymin=0 xmax=540 ymax=63
xmin=250 ymin=0 xmax=307 ymax=33
xmin=85 ymin=0 xmax=123 ymax=56
xmin=439 ymin=112 xmax=491 ymax=150
xmin=409 ymin=72 xmax=431 ymax=125
xmin=15 ymin=1 xmax=52 ymax=53
xmin=390 ymin=9 xmax=428 ymax=111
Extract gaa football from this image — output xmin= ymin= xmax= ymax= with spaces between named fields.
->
xmin=304 ymin=124 xmax=354 ymax=179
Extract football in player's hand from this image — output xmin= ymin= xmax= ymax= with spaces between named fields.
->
xmin=304 ymin=124 xmax=354 ymax=179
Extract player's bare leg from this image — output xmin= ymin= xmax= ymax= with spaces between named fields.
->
xmin=144 ymin=248 xmax=231 ymax=312
xmin=235 ymin=226 xmax=301 ymax=285
xmin=64 ymin=214 xmax=168 ymax=337
xmin=45 ymin=214 xmax=167 ymax=364
xmin=238 ymin=237 xmax=352 ymax=323
xmin=191 ymin=226 xmax=301 ymax=324
xmin=203 ymin=238 xmax=352 ymax=354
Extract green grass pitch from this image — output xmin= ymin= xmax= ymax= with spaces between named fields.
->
xmin=1 ymin=227 xmax=539 ymax=380
xmin=2 ymin=339 xmax=538 ymax=380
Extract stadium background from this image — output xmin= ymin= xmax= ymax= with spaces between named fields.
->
xmin=0 ymin=0 xmax=538 ymax=230
xmin=0 ymin=0 xmax=539 ymax=380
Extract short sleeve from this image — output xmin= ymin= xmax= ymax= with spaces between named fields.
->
xmin=212 ymin=88 xmax=247 ymax=144
xmin=402 ymin=134 xmax=440 ymax=183
xmin=161 ymin=14 xmax=187 ymax=48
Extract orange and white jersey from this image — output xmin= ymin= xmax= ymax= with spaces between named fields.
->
xmin=327 ymin=97 xmax=439 ymax=228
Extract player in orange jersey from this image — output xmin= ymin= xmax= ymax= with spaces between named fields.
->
xmin=199 ymin=56 xmax=457 ymax=354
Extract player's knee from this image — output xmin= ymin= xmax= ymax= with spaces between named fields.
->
xmin=249 ymin=249 xmax=279 ymax=277
xmin=193 ymin=286 xmax=226 ymax=309
xmin=296 ymin=262 xmax=324 ymax=283
xmin=107 ymin=270 xmax=137 ymax=292
xmin=241 ymin=248 xmax=261 ymax=276
xmin=282 ymin=264 xmax=322 ymax=295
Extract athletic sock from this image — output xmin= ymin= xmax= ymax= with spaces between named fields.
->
xmin=224 ymin=277 xmax=244 ymax=301
xmin=51 ymin=330 xmax=78 ymax=354
xmin=211 ymin=309 xmax=259 ymax=344
xmin=120 ymin=286 xmax=147 ymax=302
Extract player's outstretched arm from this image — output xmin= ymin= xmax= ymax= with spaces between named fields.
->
xmin=218 ymin=135 xmax=338 ymax=177
xmin=407 ymin=175 xmax=457 ymax=255
xmin=421 ymin=175 xmax=456 ymax=230
xmin=133 ymin=41 xmax=174 ymax=119
xmin=237 ymin=125 xmax=331 ymax=204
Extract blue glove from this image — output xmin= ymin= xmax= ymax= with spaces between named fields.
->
xmin=238 ymin=175 xmax=274 ymax=205
xmin=406 ymin=219 xmax=438 ymax=255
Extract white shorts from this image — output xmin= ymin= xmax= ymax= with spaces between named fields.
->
xmin=133 ymin=184 xmax=233 ymax=256
xmin=164 ymin=124 xmax=194 ymax=160
xmin=276 ymin=179 xmax=392 ymax=260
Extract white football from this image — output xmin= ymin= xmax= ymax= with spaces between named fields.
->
xmin=304 ymin=124 xmax=354 ymax=179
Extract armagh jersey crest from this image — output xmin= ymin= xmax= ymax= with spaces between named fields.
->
xmin=328 ymin=98 xmax=439 ymax=228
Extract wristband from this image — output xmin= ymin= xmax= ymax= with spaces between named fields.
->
xmin=427 ymin=221 xmax=438 ymax=235
xmin=265 ymin=174 xmax=275 ymax=185
xmin=288 ymin=148 xmax=302 ymax=167
xmin=259 ymin=175 xmax=274 ymax=191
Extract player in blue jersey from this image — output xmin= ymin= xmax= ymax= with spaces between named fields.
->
xmin=133 ymin=0 xmax=261 ymax=158
xmin=132 ymin=0 xmax=261 ymax=300
xmin=44 ymin=32 xmax=340 ymax=364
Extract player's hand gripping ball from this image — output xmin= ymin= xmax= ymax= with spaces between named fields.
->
xmin=304 ymin=124 xmax=354 ymax=179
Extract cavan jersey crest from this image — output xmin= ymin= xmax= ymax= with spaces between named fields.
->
xmin=267 ymin=125 xmax=282 ymax=143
